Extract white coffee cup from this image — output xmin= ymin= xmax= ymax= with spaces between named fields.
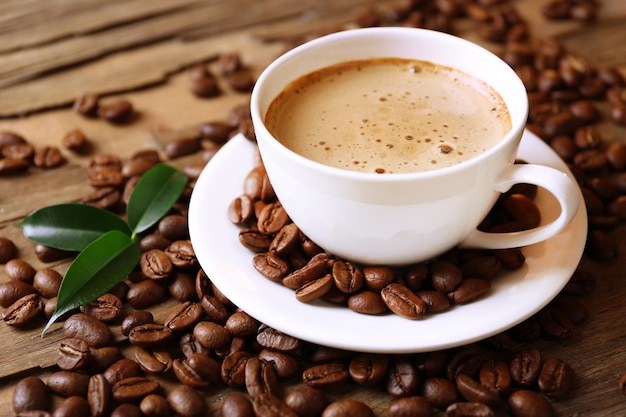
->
xmin=250 ymin=27 xmax=580 ymax=265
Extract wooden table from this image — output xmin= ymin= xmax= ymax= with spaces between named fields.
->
xmin=1 ymin=0 xmax=626 ymax=415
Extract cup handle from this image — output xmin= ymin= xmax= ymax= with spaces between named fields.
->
xmin=459 ymin=164 xmax=581 ymax=250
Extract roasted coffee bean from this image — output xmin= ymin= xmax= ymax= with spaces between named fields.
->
xmin=296 ymin=274 xmax=334 ymax=303
xmin=230 ymin=195 xmax=255 ymax=225
xmin=538 ymin=307 xmax=575 ymax=339
xmin=220 ymin=392 xmax=254 ymax=417
xmin=89 ymin=346 xmax=124 ymax=373
xmin=331 ymin=260 xmax=364 ymax=294
xmin=140 ymin=249 xmax=172 ymax=281
xmin=87 ymin=374 xmax=112 ymax=417
xmin=168 ymin=272 xmax=202 ymax=302
xmin=47 ymin=371 xmax=91 ymax=397
xmin=447 ymin=348 xmax=483 ymax=381
xmin=429 ymin=261 xmax=462 ymax=292
xmin=80 ymin=293 xmax=123 ymax=323
xmin=507 ymin=389 xmax=554 ymax=417
xmin=403 ymin=263 xmax=428 ymax=292
xmin=269 ymin=223 xmax=300 ymax=255
xmin=193 ymin=320 xmax=231 ymax=349
xmin=139 ymin=233 xmax=171 ymax=252
xmin=139 ymin=394 xmax=170 ymax=417
xmin=158 ymin=214 xmax=189 ymax=241
xmin=415 ymin=350 xmax=448 ymax=378
xmin=284 ymin=386 xmax=327 ymax=417
xmin=479 ymin=359 xmax=511 ymax=394
xmin=103 ymin=358 xmax=143 ymax=385
xmin=417 ymin=290 xmax=451 ymax=313
xmin=257 ymin=325 xmax=302 ymax=352
xmin=302 ymin=363 xmax=349 ymax=389
xmin=448 ymin=278 xmax=491 ymax=305
xmin=2 ymin=143 xmax=35 ymax=160
xmin=283 ymin=253 xmax=329 ymax=289
xmin=386 ymin=358 xmax=419 ymax=398
xmin=255 ymin=204 xmax=288 ymax=237
xmin=167 ymin=385 xmax=205 ymax=417
xmin=611 ymin=103 xmax=626 ymax=126
xmin=0 ymin=280 xmax=36 ymax=308
xmin=32 ymin=268 xmax=62 ymax=298
xmin=509 ymin=348 xmax=542 ymax=387
xmin=491 ymin=248 xmax=525 ymax=270
xmin=2 ymin=293 xmax=44 ymax=326
xmin=446 ymin=402 xmax=495 ymax=417
xmin=238 ymin=230 xmax=272 ymax=254
xmin=252 ymin=393 xmax=298 ymax=417
xmin=173 ymin=357 xmax=210 ymax=388
xmin=122 ymin=157 xmax=155 ymax=178
xmin=128 ymin=323 xmax=173 ymax=348
xmin=112 ymin=376 xmax=160 ymax=403
xmin=347 ymin=290 xmax=387 ymax=315
xmin=537 ymin=357 xmax=575 ymax=397
xmin=199 ymin=294 xmax=230 ymax=324
xmin=5 ymin=258 xmax=36 ymax=282
xmin=348 ymin=353 xmax=388 ymax=385
xmin=87 ymin=168 xmax=124 ymax=188
xmin=457 ymin=254 xmax=502 ymax=280
xmin=245 ymin=356 xmax=279 ymax=398
xmin=321 ymin=400 xmax=375 ymax=417
xmin=63 ymin=313 xmax=112 ymax=347
xmin=73 ymin=93 xmax=99 ymax=117
xmin=199 ymin=121 xmax=235 ymax=144
xmin=34 ymin=146 xmax=65 ymax=168
xmin=362 ymin=265 xmax=395 ymax=291
xmin=127 ymin=279 xmax=168 ymax=309
xmin=420 ymin=377 xmax=459 ymax=409
xmin=186 ymin=352 xmax=221 ymax=384
xmin=164 ymin=136 xmax=201 ymax=159
xmin=381 ymin=283 xmax=426 ymax=320
xmin=0 ymin=236 xmax=17 ymax=262
xmin=12 ymin=376 xmax=51 ymax=413
xmin=57 ymin=337 xmax=91 ymax=371
xmin=134 ymin=347 xmax=173 ymax=374
xmin=252 ymin=252 xmax=290 ymax=280
xmin=258 ymin=349 xmax=299 ymax=379
xmin=61 ymin=128 xmax=89 ymax=153
xmin=81 ymin=187 xmax=121 ymax=210
xmin=53 ymin=395 xmax=91 ymax=417
xmin=502 ymin=194 xmax=541 ymax=229
xmin=0 ymin=157 xmax=29 ymax=175
xmin=387 ymin=396 xmax=434 ymax=417
xmin=226 ymin=70 xmax=255 ymax=92
xmin=165 ymin=240 xmax=196 ymax=269
xmin=190 ymin=73 xmax=221 ymax=98
xmin=121 ymin=310 xmax=154 ymax=336
xmin=164 ymin=301 xmax=203 ymax=333
xmin=111 ymin=403 xmax=142 ymax=417
xmin=222 ymin=350 xmax=253 ymax=387
xmin=98 ymin=99 xmax=134 ymax=124
xmin=455 ymin=374 xmax=500 ymax=406
xmin=225 ymin=310 xmax=260 ymax=337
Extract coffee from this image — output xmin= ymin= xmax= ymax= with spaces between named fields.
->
xmin=265 ymin=57 xmax=511 ymax=173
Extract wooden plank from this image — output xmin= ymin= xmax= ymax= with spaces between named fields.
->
xmin=0 ymin=0 xmax=207 ymax=53
xmin=0 ymin=0 xmax=310 ymax=89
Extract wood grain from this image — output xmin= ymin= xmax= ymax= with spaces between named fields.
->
xmin=1 ymin=0 xmax=626 ymax=415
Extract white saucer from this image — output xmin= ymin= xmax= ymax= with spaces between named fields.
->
xmin=188 ymin=131 xmax=587 ymax=353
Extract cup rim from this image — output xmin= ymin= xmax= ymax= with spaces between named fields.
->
xmin=250 ymin=27 xmax=529 ymax=182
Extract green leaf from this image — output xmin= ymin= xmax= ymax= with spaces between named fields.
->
xmin=126 ymin=164 xmax=187 ymax=235
xmin=42 ymin=230 xmax=140 ymax=336
xmin=20 ymin=203 xmax=131 ymax=251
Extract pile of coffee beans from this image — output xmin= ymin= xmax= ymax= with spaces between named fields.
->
xmin=230 ymin=161 xmax=539 ymax=320
xmin=3 ymin=0 xmax=626 ymax=416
